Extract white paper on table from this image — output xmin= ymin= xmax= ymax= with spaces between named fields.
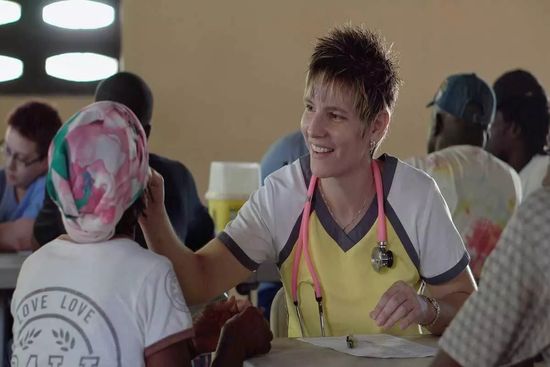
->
xmin=298 ymin=334 xmax=437 ymax=358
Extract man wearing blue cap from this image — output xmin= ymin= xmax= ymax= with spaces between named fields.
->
xmin=408 ymin=73 xmax=521 ymax=279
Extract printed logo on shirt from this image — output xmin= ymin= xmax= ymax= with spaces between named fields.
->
xmin=11 ymin=287 xmax=121 ymax=367
xmin=164 ymin=269 xmax=189 ymax=312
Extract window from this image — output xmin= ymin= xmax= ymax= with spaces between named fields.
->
xmin=0 ymin=0 xmax=120 ymax=95
xmin=0 ymin=55 xmax=23 ymax=82
xmin=0 ymin=1 xmax=21 ymax=26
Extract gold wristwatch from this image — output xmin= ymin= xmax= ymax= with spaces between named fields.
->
xmin=419 ymin=296 xmax=440 ymax=328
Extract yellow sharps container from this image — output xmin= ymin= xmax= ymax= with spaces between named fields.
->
xmin=205 ymin=162 xmax=261 ymax=233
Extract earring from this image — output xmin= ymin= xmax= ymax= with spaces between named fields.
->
xmin=369 ymin=140 xmax=376 ymax=156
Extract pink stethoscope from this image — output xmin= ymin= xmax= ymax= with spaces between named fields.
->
xmin=291 ymin=159 xmax=393 ymax=337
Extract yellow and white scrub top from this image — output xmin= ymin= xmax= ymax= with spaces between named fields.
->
xmin=218 ymin=154 xmax=469 ymax=337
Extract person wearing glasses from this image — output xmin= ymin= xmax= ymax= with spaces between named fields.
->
xmin=0 ymin=101 xmax=62 ymax=251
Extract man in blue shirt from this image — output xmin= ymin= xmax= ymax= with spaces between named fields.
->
xmin=260 ymin=130 xmax=308 ymax=183
xmin=0 ymin=101 xmax=62 ymax=251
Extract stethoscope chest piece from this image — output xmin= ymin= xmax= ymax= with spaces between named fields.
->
xmin=371 ymin=241 xmax=393 ymax=272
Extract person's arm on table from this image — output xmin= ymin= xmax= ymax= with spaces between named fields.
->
xmin=211 ymin=306 xmax=273 ymax=367
xmin=191 ymin=296 xmax=251 ymax=355
xmin=370 ymin=268 xmax=475 ymax=335
xmin=422 ymin=268 xmax=475 ymax=335
xmin=371 ymin=178 xmax=476 ymax=335
xmin=0 ymin=218 xmax=35 ymax=251
xmin=140 ymin=170 xmax=252 ymax=305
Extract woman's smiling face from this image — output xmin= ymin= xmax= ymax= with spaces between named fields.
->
xmin=301 ymin=81 xmax=374 ymax=179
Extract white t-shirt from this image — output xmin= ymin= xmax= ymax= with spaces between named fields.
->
xmin=520 ymin=154 xmax=550 ymax=199
xmin=407 ymin=145 xmax=521 ymax=277
xmin=11 ymin=238 xmax=193 ymax=367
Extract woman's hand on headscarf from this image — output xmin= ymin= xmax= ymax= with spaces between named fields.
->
xmin=146 ymin=168 xmax=165 ymax=205
xmin=140 ymin=168 xmax=166 ymax=223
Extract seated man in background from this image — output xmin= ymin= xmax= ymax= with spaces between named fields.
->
xmin=431 ymin=163 xmax=550 ymax=367
xmin=485 ymin=69 xmax=550 ymax=199
xmin=0 ymin=101 xmax=62 ymax=251
xmin=408 ymin=73 xmax=521 ymax=279
xmin=260 ymin=130 xmax=308 ymax=183
xmin=33 ymin=72 xmax=214 ymax=251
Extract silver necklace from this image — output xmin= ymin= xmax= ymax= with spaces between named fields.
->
xmin=319 ymin=181 xmax=371 ymax=233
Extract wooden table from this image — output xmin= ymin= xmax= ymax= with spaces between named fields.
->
xmin=244 ymin=336 xmax=439 ymax=367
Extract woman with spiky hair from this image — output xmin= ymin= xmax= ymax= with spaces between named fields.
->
xmin=142 ymin=25 xmax=476 ymax=339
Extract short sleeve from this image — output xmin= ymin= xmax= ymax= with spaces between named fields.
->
xmin=137 ymin=259 xmax=194 ymax=357
xmin=219 ymin=181 xmax=279 ymax=271
xmin=406 ymin=155 xmax=458 ymax=213
xmin=439 ymin=193 xmax=550 ymax=366
xmin=417 ymin=180 xmax=469 ymax=284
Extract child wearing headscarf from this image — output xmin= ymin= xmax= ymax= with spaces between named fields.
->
xmin=10 ymin=101 xmax=194 ymax=366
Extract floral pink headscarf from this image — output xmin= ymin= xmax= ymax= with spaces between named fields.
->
xmin=47 ymin=101 xmax=149 ymax=243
